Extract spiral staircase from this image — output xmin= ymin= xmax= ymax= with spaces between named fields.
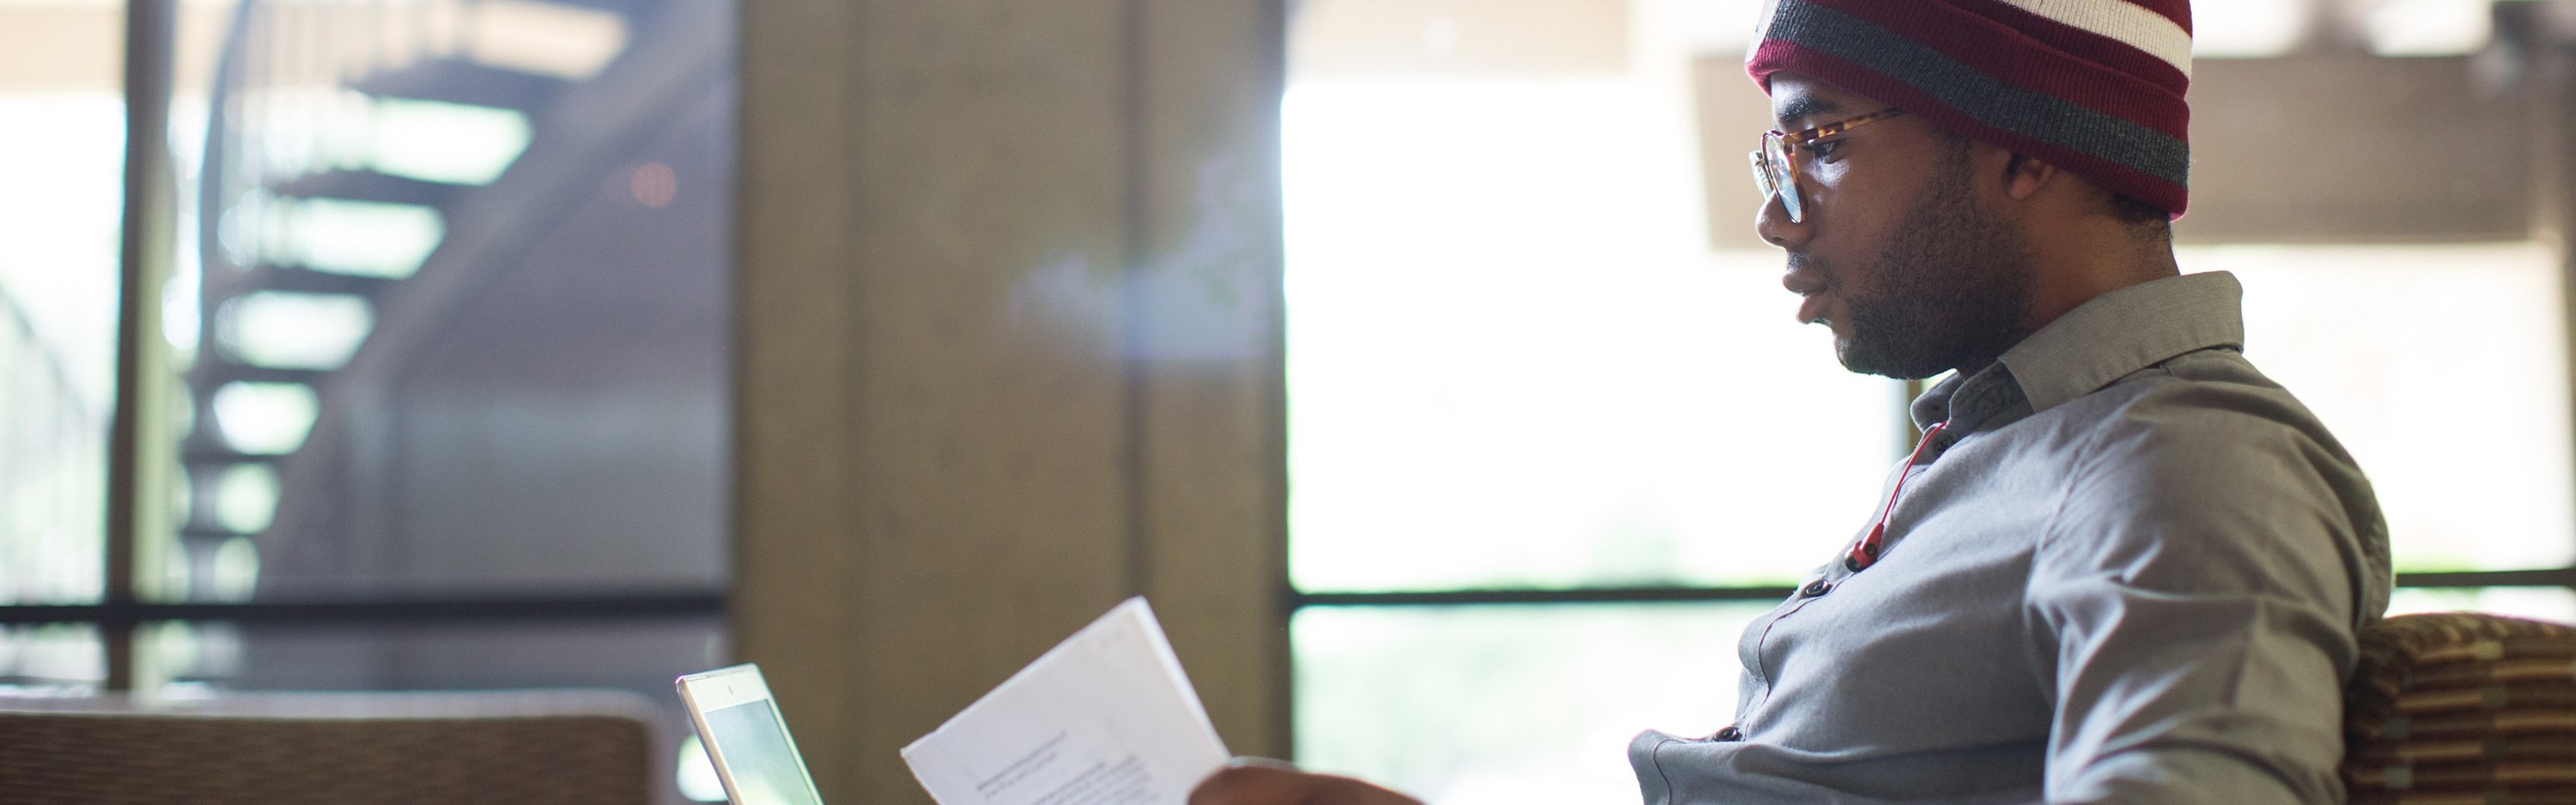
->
xmin=178 ymin=0 xmax=732 ymax=600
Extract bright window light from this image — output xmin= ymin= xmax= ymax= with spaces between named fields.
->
xmin=469 ymin=0 xmax=629 ymax=80
xmin=211 ymin=382 xmax=320 ymax=456
xmin=677 ymin=735 xmax=726 ymax=802
xmin=218 ymin=291 xmax=374 ymax=370
xmin=2389 ymin=586 xmax=2576 ymax=622
xmin=0 ymin=94 xmax=125 ymax=409
xmin=1285 ymin=79 xmax=1899 ymax=593
xmin=1296 ymin=604 xmax=1770 ymax=802
xmin=2367 ymin=0 xmax=2494 ymax=56
xmin=2180 ymin=243 xmax=2573 ymax=573
xmin=1 ymin=623 xmax=103 ymax=689
xmin=212 ymin=463 xmax=281 ymax=535
xmin=208 ymin=537 xmax=261 ymax=602
xmin=266 ymin=198 xmax=442 ymax=278
xmin=368 ymin=99 xmax=532 ymax=185
xmin=2196 ymin=0 xmax=2312 ymax=58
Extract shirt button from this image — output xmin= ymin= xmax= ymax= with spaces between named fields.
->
xmin=1800 ymin=579 xmax=1831 ymax=597
xmin=1713 ymin=725 xmax=1744 ymax=741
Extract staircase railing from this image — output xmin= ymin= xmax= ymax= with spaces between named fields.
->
xmin=184 ymin=0 xmax=569 ymax=598
xmin=185 ymin=0 xmax=708 ymax=600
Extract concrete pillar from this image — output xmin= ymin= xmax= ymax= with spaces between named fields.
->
xmin=734 ymin=0 xmax=1289 ymax=802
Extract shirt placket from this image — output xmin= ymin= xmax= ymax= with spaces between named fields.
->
xmin=1739 ymin=371 xmax=2015 ymax=733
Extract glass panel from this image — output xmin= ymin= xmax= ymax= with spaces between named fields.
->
xmin=171 ymin=0 xmax=737 ymax=601
xmin=1294 ymin=603 xmax=1771 ymax=803
xmin=140 ymin=615 xmax=724 ymax=802
xmin=1285 ymin=0 xmax=1903 ymax=593
xmin=0 ymin=1 xmax=124 ymax=606
xmin=2181 ymin=244 xmax=2573 ymax=573
xmin=0 ymin=624 xmax=106 ymax=694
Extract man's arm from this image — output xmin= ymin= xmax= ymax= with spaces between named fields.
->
xmin=2032 ymin=390 xmax=2378 ymax=804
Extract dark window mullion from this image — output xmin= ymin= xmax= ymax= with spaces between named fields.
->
xmin=2393 ymin=569 xmax=2576 ymax=588
xmin=0 ymin=592 xmax=728 ymax=628
xmin=105 ymin=0 xmax=183 ymax=693
xmin=1287 ymin=569 xmax=2576 ymax=611
xmin=1293 ymin=586 xmax=1797 ymax=608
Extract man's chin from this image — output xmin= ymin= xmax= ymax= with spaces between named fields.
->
xmin=1832 ymin=344 xmax=1893 ymax=378
xmin=1835 ymin=338 xmax=1944 ymax=380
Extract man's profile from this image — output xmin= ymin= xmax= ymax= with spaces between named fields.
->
xmin=1195 ymin=0 xmax=2393 ymax=802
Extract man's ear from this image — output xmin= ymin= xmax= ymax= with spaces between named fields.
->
xmin=1999 ymin=152 xmax=2057 ymax=202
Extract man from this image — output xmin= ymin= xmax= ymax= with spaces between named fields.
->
xmin=1195 ymin=0 xmax=2392 ymax=802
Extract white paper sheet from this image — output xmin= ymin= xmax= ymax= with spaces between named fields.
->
xmin=902 ymin=597 xmax=1230 ymax=805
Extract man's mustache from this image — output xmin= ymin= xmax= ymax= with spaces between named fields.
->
xmin=1785 ymin=252 xmax=1832 ymax=286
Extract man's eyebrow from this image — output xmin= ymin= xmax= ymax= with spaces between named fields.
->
xmin=1774 ymin=95 xmax=1844 ymax=128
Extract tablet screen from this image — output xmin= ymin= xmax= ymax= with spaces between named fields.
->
xmin=701 ymin=698 xmax=823 ymax=805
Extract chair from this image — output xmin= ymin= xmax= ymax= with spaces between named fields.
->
xmin=2346 ymin=612 xmax=2576 ymax=805
xmin=0 ymin=689 xmax=660 ymax=805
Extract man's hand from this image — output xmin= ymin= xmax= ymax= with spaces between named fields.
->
xmin=1188 ymin=759 xmax=1425 ymax=805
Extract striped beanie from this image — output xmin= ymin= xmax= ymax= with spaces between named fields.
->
xmin=1747 ymin=0 xmax=2193 ymax=218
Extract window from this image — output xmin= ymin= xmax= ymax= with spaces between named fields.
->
xmin=1283 ymin=1 xmax=2576 ymax=802
xmin=0 ymin=0 xmax=126 ymax=692
xmin=1285 ymin=0 xmax=1902 ymax=798
xmin=2183 ymin=243 xmax=2576 ymax=619
xmin=3 ymin=0 xmax=738 ymax=798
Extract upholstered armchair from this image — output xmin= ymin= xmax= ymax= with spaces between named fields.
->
xmin=2346 ymin=613 xmax=2576 ymax=805
xmin=0 ymin=689 xmax=661 ymax=804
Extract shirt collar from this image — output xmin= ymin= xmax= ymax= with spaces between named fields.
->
xmin=1911 ymin=271 xmax=2247 ymax=431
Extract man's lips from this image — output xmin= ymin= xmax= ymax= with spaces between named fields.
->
xmin=1783 ymin=263 xmax=1829 ymax=324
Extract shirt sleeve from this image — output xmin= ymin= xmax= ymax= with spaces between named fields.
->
xmin=2025 ymin=382 xmax=2370 ymax=805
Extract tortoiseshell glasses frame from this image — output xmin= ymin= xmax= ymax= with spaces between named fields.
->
xmin=1747 ymin=107 xmax=1905 ymax=224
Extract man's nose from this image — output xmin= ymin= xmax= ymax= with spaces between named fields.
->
xmin=1753 ymin=190 xmax=1810 ymax=250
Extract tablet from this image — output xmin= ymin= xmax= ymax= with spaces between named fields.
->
xmin=677 ymin=664 xmax=826 ymax=805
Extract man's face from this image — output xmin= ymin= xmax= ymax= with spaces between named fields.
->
xmin=1760 ymin=75 xmax=2036 ymax=380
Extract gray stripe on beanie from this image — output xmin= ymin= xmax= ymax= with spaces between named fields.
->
xmin=1765 ymin=0 xmax=2189 ymax=188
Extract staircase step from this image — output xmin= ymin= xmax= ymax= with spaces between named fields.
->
xmin=514 ymin=0 xmax=657 ymax=18
xmin=271 ymin=169 xmax=470 ymax=207
xmin=180 ymin=445 xmax=283 ymax=467
xmin=193 ymin=358 xmax=328 ymax=387
xmin=349 ymin=57 xmax=570 ymax=112
xmin=234 ymin=264 xmax=398 ymax=297
xmin=180 ymin=525 xmax=250 ymax=543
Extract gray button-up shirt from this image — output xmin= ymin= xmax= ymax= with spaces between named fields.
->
xmin=1629 ymin=272 xmax=2393 ymax=804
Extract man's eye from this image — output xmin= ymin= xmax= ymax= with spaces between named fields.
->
xmin=1807 ymin=140 xmax=1845 ymax=161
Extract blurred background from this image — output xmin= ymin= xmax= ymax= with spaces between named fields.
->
xmin=8 ymin=0 xmax=2576 ymax=802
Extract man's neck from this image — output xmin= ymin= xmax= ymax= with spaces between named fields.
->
xmin=2025 ymin=235 xmax=2180 ymax=336
xmin=1937 ymin=235 xmax=2177 ymax=384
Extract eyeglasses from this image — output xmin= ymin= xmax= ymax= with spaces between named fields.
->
xmin=1747 ymin=108 xmax=1905 ymax=224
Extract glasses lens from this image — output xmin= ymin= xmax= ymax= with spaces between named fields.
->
xmin=1762 ymin=132 xmax=1802 ymax=222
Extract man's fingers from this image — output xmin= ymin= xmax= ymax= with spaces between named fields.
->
xmin=1189 ymin=763 xmax=1314 ymax=805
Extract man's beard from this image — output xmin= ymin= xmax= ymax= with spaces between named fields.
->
xmin=1815 ymin=149 xmax=2037 ymax=379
